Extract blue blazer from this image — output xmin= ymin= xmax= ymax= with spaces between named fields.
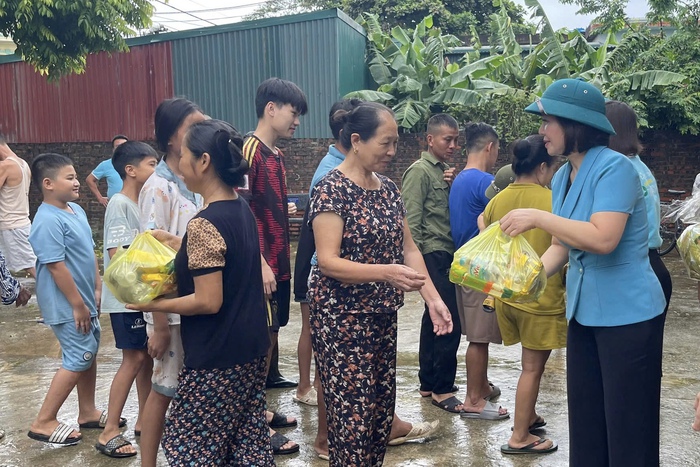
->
xmin=551 ymin=146 xmax=665 ymax=327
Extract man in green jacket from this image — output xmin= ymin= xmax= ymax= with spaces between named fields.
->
xmin=402 ymin=114 xmax=463 ymax=413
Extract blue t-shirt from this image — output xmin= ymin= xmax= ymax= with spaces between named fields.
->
xmin=310 ymin=145 xmax=346 ymax=197
xmin=92 ymin=159 xmax=123 ymax=198
xmin=102 ymin=193 xmax=140 ymax=313
xmin=449 ymin=168 xmax=494 ymax=249
xmin=29 ymin=202 xmax=97 ymax=325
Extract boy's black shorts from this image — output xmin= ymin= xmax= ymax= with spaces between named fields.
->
xmin=110 ymin=312 xmax=148 ymax=350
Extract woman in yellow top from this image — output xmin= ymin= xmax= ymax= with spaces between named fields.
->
xmin=480 ymin=134 xmax=565 ymax=455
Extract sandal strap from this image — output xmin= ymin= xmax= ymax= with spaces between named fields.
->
xmin=104 ymin=434 xmax=131 ymax=453
xmin=48 ymin=423 xmax=75 ymax=443
xmin=99 ymin=411 xmax=109 ymax=426
xmin=270 ymin=432 xmax=290 ymax=450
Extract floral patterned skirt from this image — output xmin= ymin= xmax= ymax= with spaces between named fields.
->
xmin=162 ymin=357 xmax=273 ymax=466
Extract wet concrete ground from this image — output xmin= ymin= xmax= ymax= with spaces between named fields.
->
xmin=1 ymin=250 xmax=700 ymax=466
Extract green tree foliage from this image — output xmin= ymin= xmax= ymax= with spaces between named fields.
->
xmin=348 ymin=1 xmax=688 ymax=134
xmin=0 ymin=0 xmax=153 ymax=79
xmin=247 ymin=0 xmax=530 ymax=37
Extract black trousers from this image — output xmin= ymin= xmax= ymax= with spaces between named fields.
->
xmin=418 ymin=250 xmax=462 ymax=395
xmin=649 ymin=248 xmax=672 ymax=314
xmin=567 ymin=313 xmax=665 ymax=467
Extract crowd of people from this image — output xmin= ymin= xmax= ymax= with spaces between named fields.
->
xmin=1 ymin=75 xmax=699 ymax=465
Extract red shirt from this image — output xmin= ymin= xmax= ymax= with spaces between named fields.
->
xmin=241 ymin=135 xmax=291 ymax=281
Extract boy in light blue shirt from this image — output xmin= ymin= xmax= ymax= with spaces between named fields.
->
xmin=27 ymin=153 xmax=107 ymax=446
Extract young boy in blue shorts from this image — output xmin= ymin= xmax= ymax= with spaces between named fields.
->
xmin=95 ymin=142 xmax=158 ymax=458
xmin=27 ymin=153 xmax=107 ymax=445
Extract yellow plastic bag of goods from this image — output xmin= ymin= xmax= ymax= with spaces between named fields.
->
xmin=677 ymin=223 xmax=700 ymax=280
xmin=104 ymin=231 xmax=177 ymax=305
xmin=449 ymin=222 xmax=547 ymax=303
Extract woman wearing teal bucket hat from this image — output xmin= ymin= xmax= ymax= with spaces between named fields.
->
xmin=500 ymin=78 xmax=665 ymax=466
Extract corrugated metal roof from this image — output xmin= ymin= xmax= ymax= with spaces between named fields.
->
xmin=0 ymin=43 xmax=173 ymax=143
xmin=171 ymin=10 xmax=367 ymax=137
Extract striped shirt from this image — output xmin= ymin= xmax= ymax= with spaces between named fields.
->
xmin=241 ymin=135 xmax=291 ymax=281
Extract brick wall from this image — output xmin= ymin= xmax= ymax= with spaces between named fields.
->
xmin=12 ymin=130 xmax=700 ymax=239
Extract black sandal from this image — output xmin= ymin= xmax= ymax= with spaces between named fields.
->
xmin=271 ymin=432 xmax=300 ymax=455
xmin=95 ymin=434 xmax=137 ymax=458
xmin=268 ymin=411 xmax=297 ymax=428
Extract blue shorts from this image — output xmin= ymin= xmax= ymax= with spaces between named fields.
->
xmin=109 ymin=312 xmax=148 ymax=350
xmin=51 ymin=316 xmax=101 ymax=372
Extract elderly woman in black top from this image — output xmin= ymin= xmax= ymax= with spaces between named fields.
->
xmin=132 ymin=120 xmax=273 ymax=465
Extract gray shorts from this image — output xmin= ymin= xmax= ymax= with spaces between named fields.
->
xmin=0 ymin=224 xmax=36 ymax=272
xmin=456 ymin=285 xmax=502 ymax=344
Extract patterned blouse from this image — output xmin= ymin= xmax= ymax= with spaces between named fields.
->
xmin=307 ymin=169 xmax=406 ymax=314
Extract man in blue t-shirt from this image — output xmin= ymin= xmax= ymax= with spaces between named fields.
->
xmin=86 ymin=135 xmax=128 ymax=207
xmin=449 ymin=122 xmax=508 ymax=420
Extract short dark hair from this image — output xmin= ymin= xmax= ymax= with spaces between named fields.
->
xmin=112 ymin=141 xmax=158 ymax=180
xmin=335 ymin=102 xmax=394 ymax=150
xmin=185 ymin=119 xmax=248 ymax=188
xmin=511 ymin=135 xmax=553 ymax=176
xmin=427 ymin=114 xmax=459 ymax=135
xmin=465 ymin=122 xmax=498 ymax=154
xmin=329 ymin=98 xmax=363 ymax=141
xmin=154 ymin=98 xmax=203 ymax=153
xmin=558 ymin=116 xmax=610 ymax=156
xmin=255 ymin=78 xmax=308 ymax=119
xmin=111 ymin=134 xmax=128 ymax=145
xmin=31 ymin=153 xmax=74 ymax=189
xmin=605 ymin=100 xmax=643 ymax=156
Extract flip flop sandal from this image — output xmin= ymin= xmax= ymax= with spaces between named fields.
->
xmin=95 ymin=434 xmax=137 ymax=458
xmin=511 ymin=416 xmax=547 ymax=433
xmin=501 ymin=437 xmax=558 ymax=455
xmin=388 ymin=420 xmax=440 ymax=446
xmin=79 ymin=410 xmax=127 ymax=429
xmin=271 ymin=432 xmax=300 ymax=455
xmin=292 ymin=387 xmax=318 ymax=406
xmin=317 ymin=453 xmax=329 ymax=461
xmin=461 ymin=400 xmax=510 ymax=420
xmin=27 ymin=422 xmax=82 ymax=445
xmin=431 ymin=396 xmax=464 ymax=414
xmin=268 ymin=411 xmax=298 ymax=428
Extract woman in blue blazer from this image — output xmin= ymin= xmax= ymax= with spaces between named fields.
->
xmin=500 ymin=78 xmax=666 ymax=467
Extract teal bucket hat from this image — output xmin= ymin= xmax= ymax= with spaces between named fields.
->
xmin=524 ymin=78 xmax=616 ymax=135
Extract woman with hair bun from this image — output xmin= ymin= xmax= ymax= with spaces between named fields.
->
xmin=132 ymin=119 xmax=273 ymax=465
xmin=481 ymin=135 xmax=564 ymax=455
xmin=308 ymin=102 xmax=452 ymax=466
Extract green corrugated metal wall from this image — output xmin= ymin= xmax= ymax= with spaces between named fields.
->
xmin=171 ymin=10 xmax=368 ymax=138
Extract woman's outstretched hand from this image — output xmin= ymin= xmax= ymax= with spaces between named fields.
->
xmin=386 ymin=264 xmax=426 ymax=292
xmin=427 ymin=299 xmax=453 ymax=336
xmin=500 ymin=208 xmax=543 ymax=237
